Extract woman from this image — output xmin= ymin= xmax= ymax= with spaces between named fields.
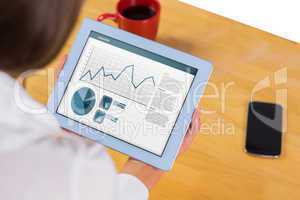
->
xmin=0 ymin=0 xmax=200 ymax=199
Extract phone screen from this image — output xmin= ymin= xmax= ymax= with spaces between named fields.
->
xmin=246 ymin=102 xmax=283 ymax=156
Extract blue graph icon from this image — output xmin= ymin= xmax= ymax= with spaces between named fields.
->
xmin=100 ymin=95 xmax=113 ymax=110
xmin=94 ymin=110 xmax=106 ymax=124
xmin=71 ymin=87 xmax=96 ymax=115
xmin=80 ymin=65 xmax=155 ymax=89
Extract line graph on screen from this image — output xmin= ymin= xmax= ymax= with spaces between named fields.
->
xmin=79 ymin=46 xmax=157 ymax=107
xmin=80 ymin=65 xmax=156 ymax=89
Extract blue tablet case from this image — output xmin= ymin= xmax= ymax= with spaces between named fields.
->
xmin=48 ymin=18 xmax=213 ymax=170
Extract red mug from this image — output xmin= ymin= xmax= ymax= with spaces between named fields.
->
xmin=97 ymin=0 xmax=161 ymax=40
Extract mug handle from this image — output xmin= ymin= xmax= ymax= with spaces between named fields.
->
xmin=97 ymin=13 xmax=118 ymax=22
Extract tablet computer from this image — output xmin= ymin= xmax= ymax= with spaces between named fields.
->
xmin=48 ymin=18 xmax=213 ymax=170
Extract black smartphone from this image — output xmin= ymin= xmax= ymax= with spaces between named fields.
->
xmin=245 ymin=101 xmax=283 ymax=157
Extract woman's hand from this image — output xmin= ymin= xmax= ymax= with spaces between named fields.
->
xmin=121 ymin=109 xmax=201 ymax=190
xmin=54 ymin=55 xmax=68 ymax=81
xmin=178 ymin=109 xmax=201 ymax=154
xmin=54 ymin=55 xmax=202 ymax=190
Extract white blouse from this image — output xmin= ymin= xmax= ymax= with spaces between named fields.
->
xmin=0 ymin=71 xmax=148 ymax=200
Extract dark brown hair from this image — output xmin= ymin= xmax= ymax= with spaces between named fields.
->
xmin=0 ymin=0 xmax=83 ymax=71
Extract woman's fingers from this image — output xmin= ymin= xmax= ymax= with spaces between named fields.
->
xmin=193 ymin=109 xmax=201 ymax=132
xmin=189 ymin=109 xmax=201 ymax=135
xmin=54 ymin=55 xmax=68 ymax=80
xmin=179 ymin=109 xmax=201 ymax=154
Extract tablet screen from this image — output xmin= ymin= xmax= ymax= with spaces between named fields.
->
xmin=57 ymin=32 xmax=197 ymax=156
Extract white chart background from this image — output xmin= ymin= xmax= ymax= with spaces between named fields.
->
xmin=58 ymin=37 xmax=194 ymax=155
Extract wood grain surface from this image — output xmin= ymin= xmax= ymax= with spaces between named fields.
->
xmin=25 ymin=0 xmax=300 ymax=199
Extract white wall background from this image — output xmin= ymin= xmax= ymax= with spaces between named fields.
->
xmin=179 ymin=0 xmax=300 ymax=43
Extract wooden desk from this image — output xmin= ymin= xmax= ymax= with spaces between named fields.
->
xmin=25 ymin=0 xmax=300 ymax=199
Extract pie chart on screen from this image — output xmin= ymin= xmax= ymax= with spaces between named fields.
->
xmin=71 ymin=87 xmax=96 ymax=116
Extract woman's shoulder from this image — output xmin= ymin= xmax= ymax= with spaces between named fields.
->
xmin=0 ymin=71 xmax=60 ymax=152
xmin=0 ymin=130 xmax=116 ymax=200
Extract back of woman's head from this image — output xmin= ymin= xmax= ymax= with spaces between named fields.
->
xmin=0 ymin=0 xmax=83 ymax=72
